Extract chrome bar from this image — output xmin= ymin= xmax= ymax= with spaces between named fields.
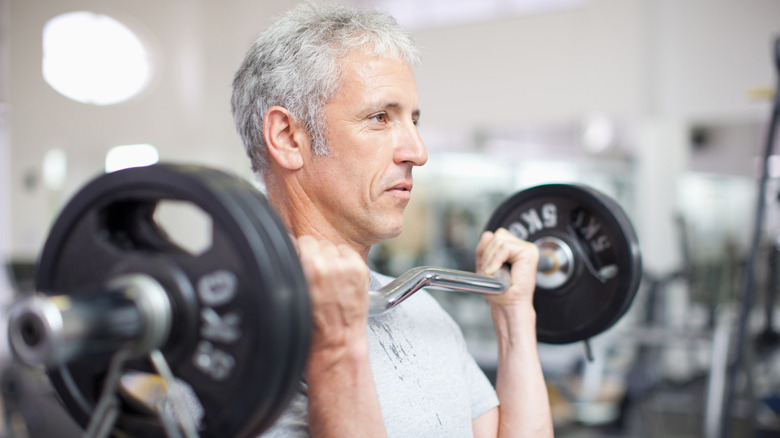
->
xmin=369 ymin=266 xmax=510 ymax=315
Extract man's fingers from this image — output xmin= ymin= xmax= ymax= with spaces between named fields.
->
xmin=478 ymin=228 xmax=540 ymax=275
xmin=475 ymin=231 xmax=494 ymax=274
xmin=479 ymin=228 xmax=516 ymax=274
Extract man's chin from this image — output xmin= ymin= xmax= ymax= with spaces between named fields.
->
xmin=373 ymin=222 xmax=404 ymax=244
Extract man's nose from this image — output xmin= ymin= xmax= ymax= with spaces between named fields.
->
xmin=394 ymin=123 xmax=428 ymax=167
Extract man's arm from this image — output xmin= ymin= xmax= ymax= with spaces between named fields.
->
xmin=472 ymin=228 xmax=554 ymax=438
xmin=296 ymin=236 xmax=387 ymax=438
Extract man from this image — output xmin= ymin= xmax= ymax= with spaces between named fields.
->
xmin=231 ymin=3 xmax=553 ymax=437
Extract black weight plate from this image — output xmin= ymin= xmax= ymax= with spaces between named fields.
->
xmin=186 ymin=166 xmax=311 ymax=436
xmin=219 ymin=171 xmax=311 ymax=436
xmin=35 ymin=164 xmax=310 ymax=437
xmin=485 ymin=184 xmax=642 ymax=344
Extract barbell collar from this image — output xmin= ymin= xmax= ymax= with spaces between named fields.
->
xmin=535 ymin=236 xmax=575 ymax=290
xmin=7 ymin=274 xmax=172 ymax=367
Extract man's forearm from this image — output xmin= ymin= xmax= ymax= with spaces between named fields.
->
xmin=491 ymin=303 xmax=554 ymax=438
xmin=306 ymin=336 xmax=387 ymax=438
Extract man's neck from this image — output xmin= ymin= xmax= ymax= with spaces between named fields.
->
xmin=264 ymin=173 xmax=372 ymax=261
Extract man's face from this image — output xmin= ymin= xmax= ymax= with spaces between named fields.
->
xmin=299 ymin=48 xmax=427 ymax=248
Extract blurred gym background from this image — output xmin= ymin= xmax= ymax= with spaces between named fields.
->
xmin=1 ymin=0 xmax=780 ymax=436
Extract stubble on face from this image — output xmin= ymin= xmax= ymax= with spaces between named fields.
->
xmin=294 ymin=48 xmax=426 ymax=256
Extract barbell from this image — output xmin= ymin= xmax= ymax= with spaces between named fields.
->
xmin=5 ymin=163 xmax=642 ymax=437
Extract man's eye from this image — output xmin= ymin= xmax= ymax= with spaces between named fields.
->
xmin=370 ymin=113 xmax=387 ymax=123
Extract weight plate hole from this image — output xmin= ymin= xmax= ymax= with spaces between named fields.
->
xmin=153 ymin=201 xmax=214 ymax=257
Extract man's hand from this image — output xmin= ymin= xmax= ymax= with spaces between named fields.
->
xmin=295 ymin=235 xmax=371 ymax=353
xmin=473 ymin=228 xmax=554 ymax=438
xmin=475 ymin=228 xmax=539 ymax=308
xmin=294 ymin=235 xmax=386 ymax=437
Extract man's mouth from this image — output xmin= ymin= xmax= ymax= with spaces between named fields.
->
xmin=390 ymin=183 xmax=412 ymax=192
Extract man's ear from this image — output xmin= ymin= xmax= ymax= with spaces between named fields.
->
xmin=264 ymin=106 xmax=307 ymax=170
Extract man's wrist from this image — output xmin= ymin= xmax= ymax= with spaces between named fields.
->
xmin=307 ymin=331 xmax=372 ymax=375
xmin=489 ymin=301 xmax=537 ymax=345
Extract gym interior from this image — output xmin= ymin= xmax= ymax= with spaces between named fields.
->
xmin=1 ymin=0 xmax=780 ymax=437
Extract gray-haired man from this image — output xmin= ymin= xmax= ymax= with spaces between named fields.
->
xmin=231 ymin=3 xmax=553 ymax=436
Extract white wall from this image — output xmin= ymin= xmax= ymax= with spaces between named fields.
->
xmin=1 ymin=0 xmax=12 ymax=301
xmin=3 ymin=0 xmax=780 ymax=261
xmin=414 ymin=0 xmax=779 ymax=127
xmin=649 ymin=0 xmax=779 ymax=121
xmin=413 ymin=0 xmax=648 ymax=128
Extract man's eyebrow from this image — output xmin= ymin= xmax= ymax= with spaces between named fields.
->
xmin=367 ymin=101 xmax=421 ymax=118
xmin=376 ymin=101 xmax=402 ymax=111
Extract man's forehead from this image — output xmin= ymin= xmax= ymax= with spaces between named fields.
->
xmin=320 ymin=47 xmax=419 ymax=115
xmin=339 ymin=51 xmax=416 ymax=91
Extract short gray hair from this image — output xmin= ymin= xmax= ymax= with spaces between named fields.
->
xmin=231 ymin=2 xmax=421 ymax=174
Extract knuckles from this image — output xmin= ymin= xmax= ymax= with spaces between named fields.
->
xmin=295 ymin=236 xmax=370 ymax=310
xmin=479 ymin=228 xmax=539 ymax=264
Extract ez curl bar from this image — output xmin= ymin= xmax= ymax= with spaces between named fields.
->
xmin=6 ymin=164 xmax=641 ymax=438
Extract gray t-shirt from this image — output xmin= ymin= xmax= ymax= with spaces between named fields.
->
xmin=259 ymin=271 xmax=499 ymax=437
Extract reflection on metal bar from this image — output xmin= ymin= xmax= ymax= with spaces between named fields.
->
xmin=369 ymin=266 xmax=510 ymax=315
